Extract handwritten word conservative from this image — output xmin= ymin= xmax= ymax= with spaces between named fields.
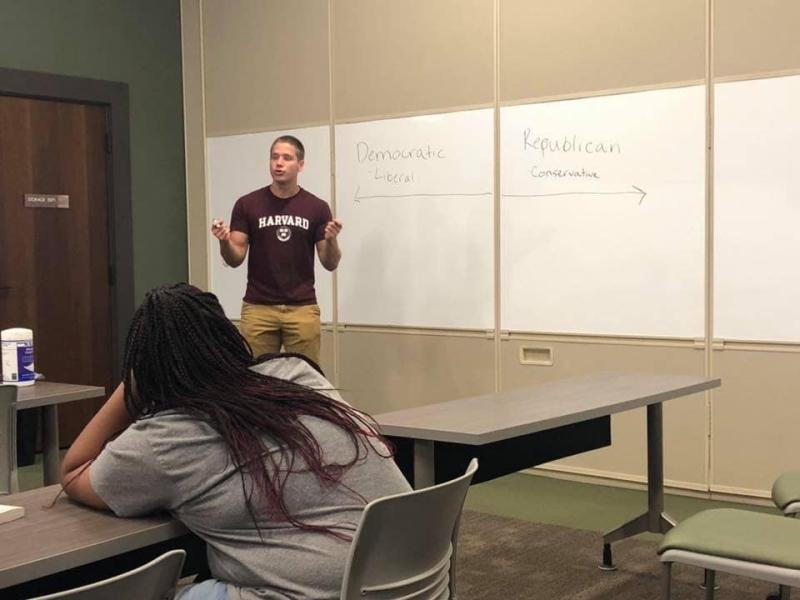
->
xmin=523 ymin=129 xmax=621 ymax=158
xmin=357 ymin=142 xmax=446 ymax=163
xmin=530 ymin=166 xmax=599 ymax=179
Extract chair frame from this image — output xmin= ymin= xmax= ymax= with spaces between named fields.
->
xmin=340 ymin=458 xmax=478 ymax=600
xmin=0 ymin=384 xmax=19 ymax=495
xmin=29 ymin=549 xmax=186 ymax=600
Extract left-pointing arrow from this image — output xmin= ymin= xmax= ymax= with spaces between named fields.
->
xmin=353 ymin=187 xmax=493 ymax=202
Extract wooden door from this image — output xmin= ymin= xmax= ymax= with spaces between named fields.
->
xmin=0 ymin=95 xmax=113 ymax=445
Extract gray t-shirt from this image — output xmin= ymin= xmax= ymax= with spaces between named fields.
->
xmin=90 ymin=356 xmax=411 ymax=600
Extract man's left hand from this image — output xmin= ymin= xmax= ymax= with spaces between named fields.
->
xmin=324 ymin=219 xmax=343 ymax=241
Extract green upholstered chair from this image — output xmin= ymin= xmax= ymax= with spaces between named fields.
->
xmin=773 ymin=472 xmax=800 ymax=517
xmin=658 ymin=508 xmax=800 ymax=600
xmin=769 ymin=472 xmax=800 ymax=599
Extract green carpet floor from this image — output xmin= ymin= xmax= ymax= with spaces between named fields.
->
xmin=18 ymin=452 xmax=55 ymax=492
xmin=463 ymin=471 xmax=776 ymax=539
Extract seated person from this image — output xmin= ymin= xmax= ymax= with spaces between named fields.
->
xmin=60 ymin=283 xmax=411 ymax=600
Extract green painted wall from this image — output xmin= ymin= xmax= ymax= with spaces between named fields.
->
xmin=0 ymin=0 xmax=187 ymax=301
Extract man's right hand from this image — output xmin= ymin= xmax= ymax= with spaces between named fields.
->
xmin=211 ymin=218 xmax=231 ymax=241
xmin=212 ymin=219 xmax=249 ymax=267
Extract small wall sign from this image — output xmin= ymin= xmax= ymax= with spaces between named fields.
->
xmin=24 ymin=194 xmax=70 ymax=209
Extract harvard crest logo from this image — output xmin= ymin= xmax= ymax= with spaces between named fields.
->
xmin=277 ymin=226 xmax=291 ymax=242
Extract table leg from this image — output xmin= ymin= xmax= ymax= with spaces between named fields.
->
xmin=42 ymin=405 xmax=60 ymax=485
xmin=413 ymin=439 xmax=435 ymax=489
xmin=600 ymin=402 xmax=676 ymax=570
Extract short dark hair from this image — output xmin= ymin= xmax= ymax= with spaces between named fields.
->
xmin=270 ymin=135 xmax=305 ymax=161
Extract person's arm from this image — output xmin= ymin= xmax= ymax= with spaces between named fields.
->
xmin=211 ymin=219 xmax=249 ymax=267
xmin=60 ymin=383 xmax=134 ymax=509
xmin=316 ymin=219 xmax=343 ymax=271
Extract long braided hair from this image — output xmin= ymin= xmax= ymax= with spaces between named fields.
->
xmin=121 ymin=283 xmax=389 ymax=537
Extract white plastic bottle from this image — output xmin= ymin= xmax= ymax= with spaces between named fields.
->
xmin=1 ymin=328 xmax=35 ymax=386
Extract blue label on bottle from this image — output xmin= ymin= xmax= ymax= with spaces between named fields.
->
xmin=17 ymin=342 xmax=35 ymax=382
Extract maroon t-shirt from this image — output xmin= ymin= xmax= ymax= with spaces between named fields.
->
xmin=230 ymin=186 xmax=332 ymax=305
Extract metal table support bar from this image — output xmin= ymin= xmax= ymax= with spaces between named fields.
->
xmin=413 ymin=439 xmax=435 ymax=489
xmin=600 ymin=403 xmax=676 ymax=570
xmin=42 ymin=405 xmax=60 ymax=486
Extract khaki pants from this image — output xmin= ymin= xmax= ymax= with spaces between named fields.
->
xmin=239 ymin=302 xmax=321 ymax=365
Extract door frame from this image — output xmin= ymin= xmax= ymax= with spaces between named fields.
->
xmin=0 ymin=66 xmax=133 ymax=376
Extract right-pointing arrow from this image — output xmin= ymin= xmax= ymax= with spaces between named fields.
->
xmin=503 ymin=185 xmax=648 ymax=204
xmin=632 ymin=185 xmax=647 ymax=205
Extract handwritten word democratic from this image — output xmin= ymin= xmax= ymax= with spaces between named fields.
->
xmin=357 ymin=142 xmax=446 ymax=163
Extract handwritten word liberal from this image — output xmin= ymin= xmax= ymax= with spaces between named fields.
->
xmin=523 ymin=129 xmax=621 ymax=158
xmin=372 ymin=167 xmax=414 ymax=184
xmin=357 ymin=142 xmax=446 ymax=163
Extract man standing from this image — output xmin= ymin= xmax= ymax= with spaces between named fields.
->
xmin=211 ymin=135 xmax=341 ymax=366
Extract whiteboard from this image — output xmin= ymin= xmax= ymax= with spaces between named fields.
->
xmin=335 ymin=109 xmax=494 ymax=329
xmin=206 ymin=127 xmax=333 ymax=321
xmin=715 ymin=75 xmax=800 ymax=342
xmin=500 ymin=86 xmax=706 ymax=337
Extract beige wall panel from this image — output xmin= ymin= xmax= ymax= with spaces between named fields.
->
xmin=712 ymin=349 xmax=800 ymax=494
xmin=338 ymin=331 xmax=494 ymax=415
xmin=716 ymin=0 xmax=800 ymax=78
xmin=203 ymin=0 xmax=330 ymax=135
xmin=500 ymin=0 xmax=704 ymax=102
xmin=332 ymin=0 xmax=493 ymax=121
xmin=181 ymin=0 xmax=209 ymax=289
xmin=501 ymin=339 xmax=706 ymax=486
xmin=319 ymin=329 xmax=335 ymax=380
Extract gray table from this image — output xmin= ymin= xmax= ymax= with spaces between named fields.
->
xmin=17 ymin=382 xmax=106 ymax=485
xmin=0 ymin=485 xmax=190 ymax=592
xmin=374 ymin=371 xmax=721 ymax=568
